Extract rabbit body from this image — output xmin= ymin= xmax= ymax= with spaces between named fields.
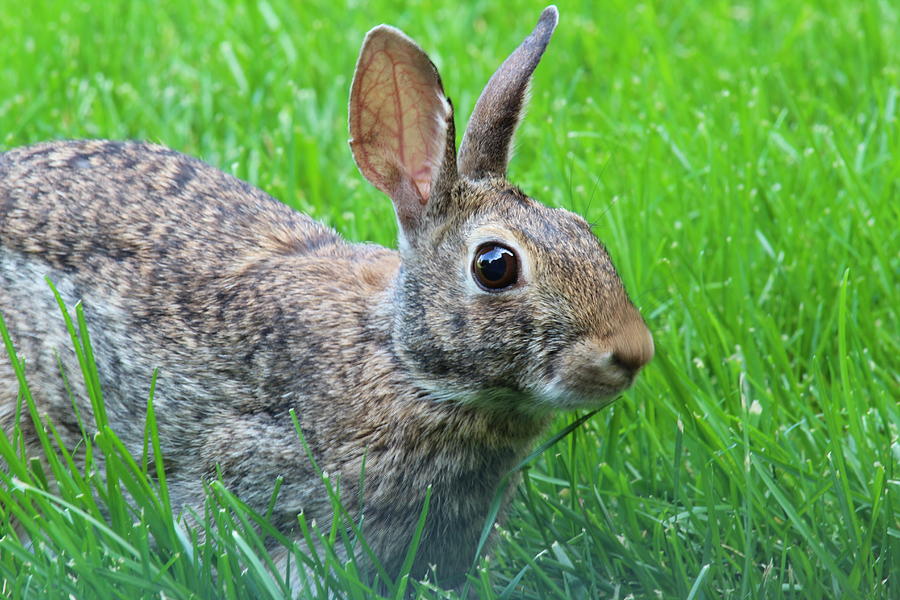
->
xmin=0 ymin=139 xmax=543 ymax=580
xmin=0 ymin=6 xmax=653 ymax=587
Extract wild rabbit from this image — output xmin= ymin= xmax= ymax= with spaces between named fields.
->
xmin=0 ymin=5 xmax=652 ymax=588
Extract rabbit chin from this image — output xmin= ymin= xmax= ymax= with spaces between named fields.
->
xmin=528 ymin=378 xmax=630 ymax=411
xmin=414 ymin=375 xmax=631 ymax=415
xmin=528 ymin=355 xmax=640 ymax=411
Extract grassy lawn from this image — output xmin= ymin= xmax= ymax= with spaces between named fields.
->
xmin=1 ymin=0 xmax=897 ymax=598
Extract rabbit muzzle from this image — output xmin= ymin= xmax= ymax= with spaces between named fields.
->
xmin=535 ymin=317 xmax=654 ymax=409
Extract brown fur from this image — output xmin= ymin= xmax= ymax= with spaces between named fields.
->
xmin=0 ymin=6 xmax=652 ymax=588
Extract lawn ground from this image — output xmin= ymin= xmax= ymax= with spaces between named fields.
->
xmin=0 ymin=0 xmax=897 ymax=598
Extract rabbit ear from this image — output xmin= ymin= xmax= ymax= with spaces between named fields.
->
xmin=349 ymin=25 xmax=457 ymax=239
xmin=457 ymin=6 xmax=558 ymax=180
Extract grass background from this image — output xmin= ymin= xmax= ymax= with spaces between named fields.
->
xmin=1 ymin=0 xmax=897 ymax=598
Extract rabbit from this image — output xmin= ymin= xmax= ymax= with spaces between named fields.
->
xmin=0 ymin=5 xmax=653 ymax=589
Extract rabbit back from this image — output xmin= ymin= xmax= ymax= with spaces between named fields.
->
xmin=0 ymin=139 xmax=402 ymax=519
xmin=0 ymin=140 xmax=343 ymax=271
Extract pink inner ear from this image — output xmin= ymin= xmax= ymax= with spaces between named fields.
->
xmin=350 ymin=27 xmax=449 ymax=208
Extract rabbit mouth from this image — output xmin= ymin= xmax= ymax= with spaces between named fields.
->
xmin=532 ymin=328 xmax=654 ymax=410
xmin=532 ymin=360 xmax=638 ymax=410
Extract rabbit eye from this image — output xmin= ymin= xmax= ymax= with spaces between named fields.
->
xmin=472 ymin=243 xmax=518 ymax=291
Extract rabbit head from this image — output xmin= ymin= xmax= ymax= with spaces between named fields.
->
xmin=349 ymin=6 xmax=653 ymax=413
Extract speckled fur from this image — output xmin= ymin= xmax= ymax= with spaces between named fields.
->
xmin=0 ymin=7 xmax=652 ymax=588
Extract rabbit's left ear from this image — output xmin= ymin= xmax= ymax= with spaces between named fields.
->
xmin=458 ymin=6 xmax=558 ymax=180
xmin=349 ymin=26 xmax=458 ymax=241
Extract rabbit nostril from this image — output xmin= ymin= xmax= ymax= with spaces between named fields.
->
xmin=609 ymin=324 xmax=654 ymax=374
xmin=610 ymin=351 xmax=644 ymax=374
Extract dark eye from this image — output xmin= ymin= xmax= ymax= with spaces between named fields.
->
xmin=472 ymin=243 xmax=518 ymax=291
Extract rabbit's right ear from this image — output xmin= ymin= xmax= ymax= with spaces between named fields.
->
xmin=349 ymin=26 xmax=457 ymax=243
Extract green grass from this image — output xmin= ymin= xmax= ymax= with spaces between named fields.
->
xmin=1 ymin=0 xmax=897 ymax=598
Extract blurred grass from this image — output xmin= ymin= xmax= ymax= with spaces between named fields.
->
xmin=1 ymin=0 xmax=898 ymax=598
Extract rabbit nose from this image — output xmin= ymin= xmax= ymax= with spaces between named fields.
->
xmin=609 ymin=320 xmax=654 ymax=374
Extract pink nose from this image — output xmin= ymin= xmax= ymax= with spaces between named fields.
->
xmin=609 ymin=319 xmax=654 ymax=374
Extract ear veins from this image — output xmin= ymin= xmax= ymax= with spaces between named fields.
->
xmin=349 ymin=26 xmax=450 ymax=218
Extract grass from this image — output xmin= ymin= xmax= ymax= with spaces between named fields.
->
xmin=1 ymin=0 xmax=897 ymax=598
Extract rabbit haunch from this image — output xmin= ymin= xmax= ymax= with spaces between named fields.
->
xmin=0 ymin=6 xmax=652 ymax=587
